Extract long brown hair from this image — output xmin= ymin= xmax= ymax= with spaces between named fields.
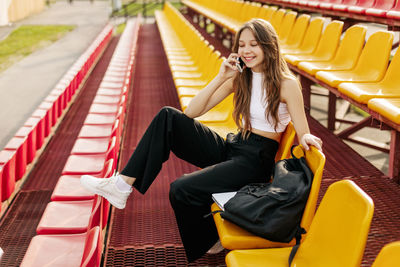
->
xmin=232 ymin=19 xmax=295 ymax=136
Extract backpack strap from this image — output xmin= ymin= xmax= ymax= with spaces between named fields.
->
xmin=203 ymin=209 xmax=223 ymax=218
xmin=288 ymin=227 xmax=306 ymax=266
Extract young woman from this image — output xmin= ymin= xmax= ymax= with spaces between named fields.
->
xmin=81 ymin=19 xmax=322 ymax=262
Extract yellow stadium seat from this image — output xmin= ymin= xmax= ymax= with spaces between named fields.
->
xmin=197 ymin=93 xmax=235 ymax=123
xmin=315 ymin=30 xmax=393 ymax=88
xmin=298 ymin=25 xmax=367 ymax=75
xmin=338 ymin=44 xmax=400 ymax=104
xmin=281 ymin=17 xmax=325 ymax=55
xmin=242 ymin=1 xmax=262 ymax=23
xmin=371 ymin=241 xmax=400 ymax=267
xmin=270 ymin=8 xmax=286 ymax=34
xmin=277 ymin=11 xmax=297 ymax=43
xmin=226 ymin=180 xmax=374 ymax=267
xmin=280 ymin=14 xmax=310 ymax=49
xmin=284 ymin=20 xmax=343 ymax=66
xmin=212 ymin=145 xmax=325 ymax=250
xmin=258 ymin=5 xmax=278 ymax=22
xmin=274 ymin=121 xmax=296 ymax=161
xmin=368 ymin=98 xmax=400 ymax=124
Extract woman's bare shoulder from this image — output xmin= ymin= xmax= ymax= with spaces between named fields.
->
xmin=280 ymin=77 xmax=301 ymax=102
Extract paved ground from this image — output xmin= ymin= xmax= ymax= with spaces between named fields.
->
xmin=0 ymin=0 xmax=111 ymax=150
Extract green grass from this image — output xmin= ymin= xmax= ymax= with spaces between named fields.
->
xmin=115 ymin=23 xmax=126 ymax=35
xmin=0 ymin=24 xmax=75 ymax=73
xmin=114 ymin=1 xmax=182 ymax=17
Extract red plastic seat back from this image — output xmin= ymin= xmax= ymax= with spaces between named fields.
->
xmin=88 ymin=195 xmax=103 ymax=230
xmin=80 ymin=226 xmax=101 ymax=267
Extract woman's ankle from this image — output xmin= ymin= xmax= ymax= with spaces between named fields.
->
xmin=120 ymin=174 xmax=136 ymax=186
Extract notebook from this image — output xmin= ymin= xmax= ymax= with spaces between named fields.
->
xmin=212 ymin=191 xmax=237 ymax=211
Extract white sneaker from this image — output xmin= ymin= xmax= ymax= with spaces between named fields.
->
xmin=80 ymin=174 xmax=132 ymax=209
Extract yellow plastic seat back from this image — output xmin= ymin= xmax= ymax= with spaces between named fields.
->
xmin=379 ymin=43 xmax=400 ymax=86
xmin=292 ymin=180 xmax=374 ymax=267
xmin=270 ymin=8 xmax=286 ymax=33
xmin=281 ymin=14 xmax=310 ymax=48
xmin=371 ymin=241 xmax=400 ymax=267
xmin=274 ymin=121 xmax=295 ymax=161
xmin=348 ymin=30 xmax=393 ymax=80
xmin=278 ymin=11 xmax=297 ymax=42
xmin=282 ymin=17 xmax=325 ymax=55
xmin=329 ymin=25 xmax=367 ymax=70
xmin=310 ymin=20 xmax=343 ymax=60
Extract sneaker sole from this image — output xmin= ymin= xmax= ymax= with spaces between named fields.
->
xmin=80 ymin=176 xmax=126 ymax=209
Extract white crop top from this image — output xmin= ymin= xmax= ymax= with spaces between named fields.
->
xmin=246 ymin=71 xmax=291 ymax=133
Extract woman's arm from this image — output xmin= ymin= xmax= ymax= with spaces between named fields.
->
xmin=184 ymin=75 xmax=234 ymax=118
xmin=184 ymin=54 xmax=240 ymax=118
xmin=281 ymin=79 xmax=323 ymax=151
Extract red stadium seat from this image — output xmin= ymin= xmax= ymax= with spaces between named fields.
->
xmin=347 ymin=0 xmax=376 ymax=14
xmin=36 ymin=195 xmax=102 ymax=235
xmin=0 ymin=150 xmax=16 ymax=201
xmin=62 ymin=138 xmax=116 ymax=175
xmin=15 ymin=126 xmax=36 ymax=164
xmin=20 ymin=226 xmax=102 ymax=267
xmin=24 ymin=117 xmax=44 ymax=150
xmin=4 ymin=137 xmax=28 ymax=181
xmin=386 ymin=0 xmax=400 ymax=19
xmin=32 ymin=108 xmax=51 ymax=138
xmin=51 ymin=159 xmax=114 ymax=201
xmin=365 ymin=0 xmax=396 ymax=17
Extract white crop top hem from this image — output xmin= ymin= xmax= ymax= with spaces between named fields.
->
xmin=245 ymin=71 xmax=291 ymax=133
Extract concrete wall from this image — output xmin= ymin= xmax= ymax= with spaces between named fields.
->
xmin=0 ymin=0 xmax=45 ymax=25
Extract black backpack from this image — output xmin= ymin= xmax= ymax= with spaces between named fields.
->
xmin=220 ymin=146 xmax=313 ymax=243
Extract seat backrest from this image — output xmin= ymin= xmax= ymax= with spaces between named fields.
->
xmin=297 ymin=17 xmax=325 ymax=54
xmin=330 ymin=25 xmax=366 ymax=69
xmin=88 ymin=195 xmax=103 ymax=230
xmin=291 ymin=146 xmax=326 ymax=232
xmin=293 ymin=180 xmax=374 ymax=267
xmin=353 ymin=30 xmax=393 ymax=80
xmin=282 ymin=14 xmax=310 ymax=48
xmin=275 ymin=121 xmax=295 ymax=161
xmin=340 ymin=0 xmax=358 ymax=5
xmin=370 ymin=0 xmax=394 ymax=9
xmin=311 ymin=20 xmax=343 ymax=60
xmin=371 ymin=241 xmax=400 ymax=267
xmin=278 ymin=11 xmax=297 ymax=42
xmin=354 ymin=0 xmax=376 ymax=8
xmin=245 ymin=2 xmax=262 ymax=22
xmin=239 ymin=1 xmax=252 ymax=22
xmin=101 ymin=158 xmax=115 ymax=177
xmin=259 ymin=5 xmax=278 ymax=21
xmin=270 ymin=9 xmax=286 ymax=33
xmin=80 ymin=226 xmax=101 ymax=267
xmin=391 ymin=0 xmax=400 ymax=11
xmin=381 ymin=43 xmax=400 ymax=84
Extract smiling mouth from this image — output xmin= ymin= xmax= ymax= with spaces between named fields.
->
xmin=243 ymin=56 xmax=255 ymax=62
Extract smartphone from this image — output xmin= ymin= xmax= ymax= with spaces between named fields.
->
xmin=236 ymin=57 xmax=244 ymax=73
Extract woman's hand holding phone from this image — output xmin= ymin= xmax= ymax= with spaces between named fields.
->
xmin=219 ymin=53 xmax=244 ymax=79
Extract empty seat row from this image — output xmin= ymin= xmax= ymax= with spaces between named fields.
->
xmin=262 ymin=0 xmax=400 ymax=26
xmin=20 ymin=18 xmax=142 ymax=267
xmin=0 ymin=24 xmax=114 ymax=208
xmin=156 ymin=2 xmax=238 ymax=138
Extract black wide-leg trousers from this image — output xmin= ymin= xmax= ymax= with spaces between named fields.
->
xmin=121 ymin=106 xmax=279 ymax=262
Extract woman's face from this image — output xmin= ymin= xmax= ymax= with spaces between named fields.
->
xmin=238 ymin=28 xmax=265 ymax=73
